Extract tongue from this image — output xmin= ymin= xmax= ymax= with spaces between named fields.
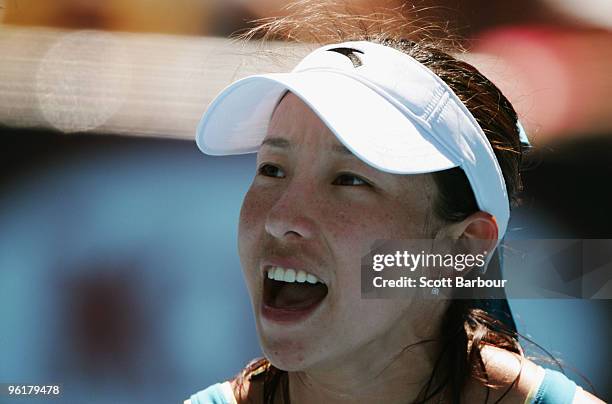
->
xmin=273 ymin=282 xmax=328 ymax=309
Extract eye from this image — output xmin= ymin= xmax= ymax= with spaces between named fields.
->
xmin=333 ymin=173 xmax=369 ymax=186
xmin=257 ymin=163 xmax=285 ymax=178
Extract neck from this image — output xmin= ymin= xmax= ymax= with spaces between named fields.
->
xmin=287 ymin=306 xmax=448 ymax=404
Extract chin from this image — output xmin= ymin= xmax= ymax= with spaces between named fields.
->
xmin=257 ymin=331 xmax=319 ymax=372
xmin=265 ymin=353 xmax=310 ymax=372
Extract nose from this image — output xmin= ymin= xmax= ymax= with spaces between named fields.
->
xmin=264 ymin=181 xmax=318 ymax=241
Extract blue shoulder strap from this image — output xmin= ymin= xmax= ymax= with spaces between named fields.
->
xmin=190 ymin=382 xmax=232 ymax=404
xmin=532 ymin=369 xmax=577 ymax=404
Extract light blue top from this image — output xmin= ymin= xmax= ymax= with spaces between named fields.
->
xmin=529 ymin=368 xmax=577 ymax=404
xmin=189 ymin=367 xmax=577 ymax=404
xmin=190 ymin=382 xmax=236 ymax=404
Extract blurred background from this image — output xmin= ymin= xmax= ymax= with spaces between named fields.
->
xmin=0 ymin=0 xmax=610 ymax=402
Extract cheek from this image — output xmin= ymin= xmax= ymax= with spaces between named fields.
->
xmin=326 ymin=204 xmax=396 ymax=300
xmin=327 ymin=201 xmax=427 ymax=307
xmin=237 ymin=187 xmax=269 ymax=276
xmin=325 ymin=200 xmax=406 ymax=256
xmin=238 ymin=188 xmax=261 ymax=239
xmin=322 ymin=200 xmax=379 ymax=241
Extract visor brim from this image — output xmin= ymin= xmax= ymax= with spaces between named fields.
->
xmin=196 ymin=71 xmax=458 ymax=175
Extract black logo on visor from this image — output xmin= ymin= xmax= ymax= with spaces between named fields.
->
xmin=327 ymin=47 xmax=364 ymax=68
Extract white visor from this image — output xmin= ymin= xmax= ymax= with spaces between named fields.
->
xmin=195 ymin=41 xmax=510 ymax=240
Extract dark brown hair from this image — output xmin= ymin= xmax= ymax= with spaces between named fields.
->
xmin=232 ymin=2 xmax=529 ymax=403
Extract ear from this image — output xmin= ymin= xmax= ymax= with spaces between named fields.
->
xmin=459 ymin=211 xmax=499 ymax=242
xmin=438 ymin=211 xmax=499 ymax=258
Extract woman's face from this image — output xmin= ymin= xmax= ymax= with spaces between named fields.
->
xmin=238 ymin=92 xmax=445 ymax=372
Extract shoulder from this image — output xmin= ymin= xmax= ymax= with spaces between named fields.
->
xmin=185 ymin=359 xmax=270 ymax=404
xmin=463 ymin=345 xmax=604 ymax=404
xmin=228 ymin=373 xmax=266 ymax=404
xmin=572 ymin=387 xmax=606 ymax=404
xmin=229 ymin=358 xmax=275 ymax=404
xmin=461 ymin=344 xmax=543 ymax=404
xmin=185 ymin=381 xmax=238 ymax=404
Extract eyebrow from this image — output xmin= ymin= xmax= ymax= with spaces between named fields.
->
xmin=260 ymin=137 xmax=355 ymax=156
xmin=261 ymin=137 xmax=291 ymax=149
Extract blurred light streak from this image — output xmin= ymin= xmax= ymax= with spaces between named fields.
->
xmin=1 ymin=25 xmax=611 ymax=144
xmin=0 ymin=26 xmax=307 ymax=138
xmin=36 ymin=30 xmax=130 ymax=133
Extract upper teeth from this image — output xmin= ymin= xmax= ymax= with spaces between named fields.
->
xmin=266 ymin=267 xmax=324 ymax=284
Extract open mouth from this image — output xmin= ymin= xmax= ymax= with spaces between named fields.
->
xmin=263 ymin=266 xmax=329 ymax=310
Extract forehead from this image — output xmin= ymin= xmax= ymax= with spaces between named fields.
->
xmin=261 ymin=91 xmax=436 ymax=186
xmin=265 ymin=91 xmax=348 ymax=151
